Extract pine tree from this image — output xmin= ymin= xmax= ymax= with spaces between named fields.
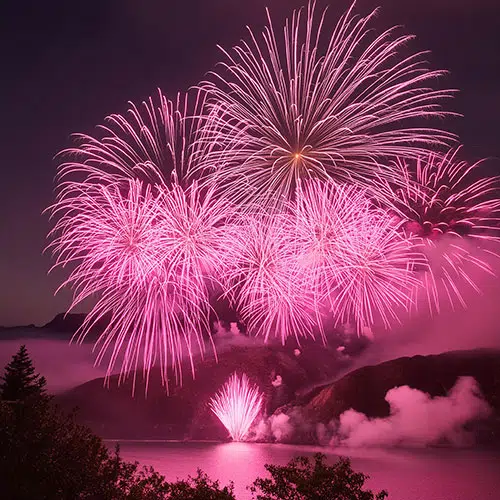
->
xmin=0 ymin=345 xmax=47 ymax=401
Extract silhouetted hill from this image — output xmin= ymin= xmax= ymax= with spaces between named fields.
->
xmin=56 ymin=344 xmax=500 ymax=444
xmin=271 ymin=349 xmax=500 ymax=445
xmin=41 ymin=313 xmax=105 ymax=342
xmin=0 ymin=325 xmax=38 ymax=337
xmin=55 ymin=342 xmax=348 ymax=440
xmin=43 ymin=312 xmax=85 ymax=331
xmin=299 ymin=349 xmax=500 ymax=420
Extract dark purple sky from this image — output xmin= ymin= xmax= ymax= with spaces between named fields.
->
xmin=1 ymin=0 xmax=499 ymax=327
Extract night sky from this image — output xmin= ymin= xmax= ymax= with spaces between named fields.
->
xmin=1 ymin=0 xmax=499 ymax=327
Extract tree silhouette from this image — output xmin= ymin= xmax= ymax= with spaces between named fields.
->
xmin=250 ymin=453 xmax=388 ymax=500
xmin=0 ymin=345 xmax=47 ymax=401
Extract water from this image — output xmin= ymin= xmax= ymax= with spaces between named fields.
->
xmin=108 ymin=440 xmax=500 ymax=499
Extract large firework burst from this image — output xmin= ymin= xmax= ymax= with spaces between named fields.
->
xmin=50 ymin=180 xmax=234 ymax=392
xmin=387 ymin=148 xmax=500 ymax=312
xmin=56 ymin=89 xmax=214 ymax=191
xmin=201 ymin=1 xmax=454 ymax=207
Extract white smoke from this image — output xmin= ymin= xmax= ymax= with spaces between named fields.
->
xmin=249 ymin=413 xmax=294 ymax=443
xmin=270 ymin=413 xmax=294 ymax=441
xmin=271 ymin=375 xmax=283 ymax=387
xmin=229 ymin=322 xmax=241 ymax=335
xmin=249 ymin=406 xmax=316 ymax=443
xmin=251 ymin=413 xmax=294 ymax=442
xmin=323 ymin=377 xmax=492 ymax=448
xmin=212 ymin=321 xmax=263 ymax=352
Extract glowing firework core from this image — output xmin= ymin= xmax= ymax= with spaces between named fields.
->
xmin=209 ymin=373 xmax=263 ymax=441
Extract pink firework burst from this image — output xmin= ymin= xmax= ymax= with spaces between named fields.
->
xmin=50 ymin=180 xmax=164 ymax=292
xmin=331 ymin=208 xmax=425 ymax=332
xmin=210 ymin=373 xmax=263 ymax=441
xmin=292 ymin=180 xmax=425 ymax=333
xmin=56 ymin=88 xmax=215 ymax=190
xmin=49 ymin=89 xmax=235 ymax=391
xmin=292 ymin=180 xmax=371 ymax=308
xmin=201 ymin=1 xmax=455 ymax=207
xmin=387 ymin=148 xmax=500 ymax=312
xmin=221 ymin=212 xmax=319 ymax=344
xmin=49 ymin=180 xmax=177 ymax=392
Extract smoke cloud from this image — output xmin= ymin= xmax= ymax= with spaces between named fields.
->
xmin=251 ymin=414 xmax=293 ymax=442
xmin=250 ymin=409 xmax=312 ymax=443
xmin=321 ymin=377 xmax=492 ymax=448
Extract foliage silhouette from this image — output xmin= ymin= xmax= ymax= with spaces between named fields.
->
xmin=249 ymin=453 xmax=388 ymax=500
xmin=0 ymin=344 xmax=47 ymax=401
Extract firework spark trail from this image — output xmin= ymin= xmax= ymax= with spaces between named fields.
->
xmin=331 ymin=209 xmax=425 ymax=332
xmin=201 ymin=1 xmax=455 ymax=207
xmin=221 ymin=212 xmax=319 ymax=344
xmin=210 ymin=373 xmax=263 ymax=441
xmin=291 ymin=180 xmax=371 ymax=310
xmin=55 ymin=89 xmax=215 ymax=192
xmin=386 ymin=148 xmax=500 ymax=313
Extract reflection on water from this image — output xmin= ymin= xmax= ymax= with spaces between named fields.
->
xmin=108 ymin=440 xmax=500 ymax=500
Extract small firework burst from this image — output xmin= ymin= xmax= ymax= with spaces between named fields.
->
xmin=389 ymin=149 xmax=500 ymax=241
xmin=210 ymin=373 xmax=263 ymax=441
xmin=55 ymin=88 xmax=215 ymax=190
xmin=387 ymin=148 xmax=500 ymax=312
xmin=221 ymin=212 xmax=319 ymax=344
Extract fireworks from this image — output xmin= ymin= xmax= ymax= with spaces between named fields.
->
xmin=388 ymin=149 xmax=500 ymax=241
xmin=220 ymin=212 xmax=318 ymax=344
xmin=55 ymin=89 xmax=214 ymax=189
xmin=49 ymin=178 xmax=234 ymax=393
xmin=387 ymin=149 xmax=500 ymax=312
xmin=293 ymin=180 xmax=425 ymax=332
xmin=331 ymin=209 xmax=424 ymax=331
xmin=47 ymin=2 xmax=500 ymax=392
xmin=201 ymin=2 xmax=454 ymax=207
xmin=210 ymin=373 xmax=263 ymax=441
xmin=292 ymin=181 xmax=371 ymax=310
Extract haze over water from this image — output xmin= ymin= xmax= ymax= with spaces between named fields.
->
xmin=111 ymin=441 xmax=500 ymax=500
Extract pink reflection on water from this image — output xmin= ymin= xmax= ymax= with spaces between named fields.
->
xmin=112 ymin=440 xmax=500 ymax=500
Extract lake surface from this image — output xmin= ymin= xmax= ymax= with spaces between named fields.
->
xmin=108 ymin=440 xmax=500 ymax=499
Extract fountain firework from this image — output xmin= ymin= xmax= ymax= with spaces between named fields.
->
xmin=209 ymin=373 xmax=263 ymax=441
